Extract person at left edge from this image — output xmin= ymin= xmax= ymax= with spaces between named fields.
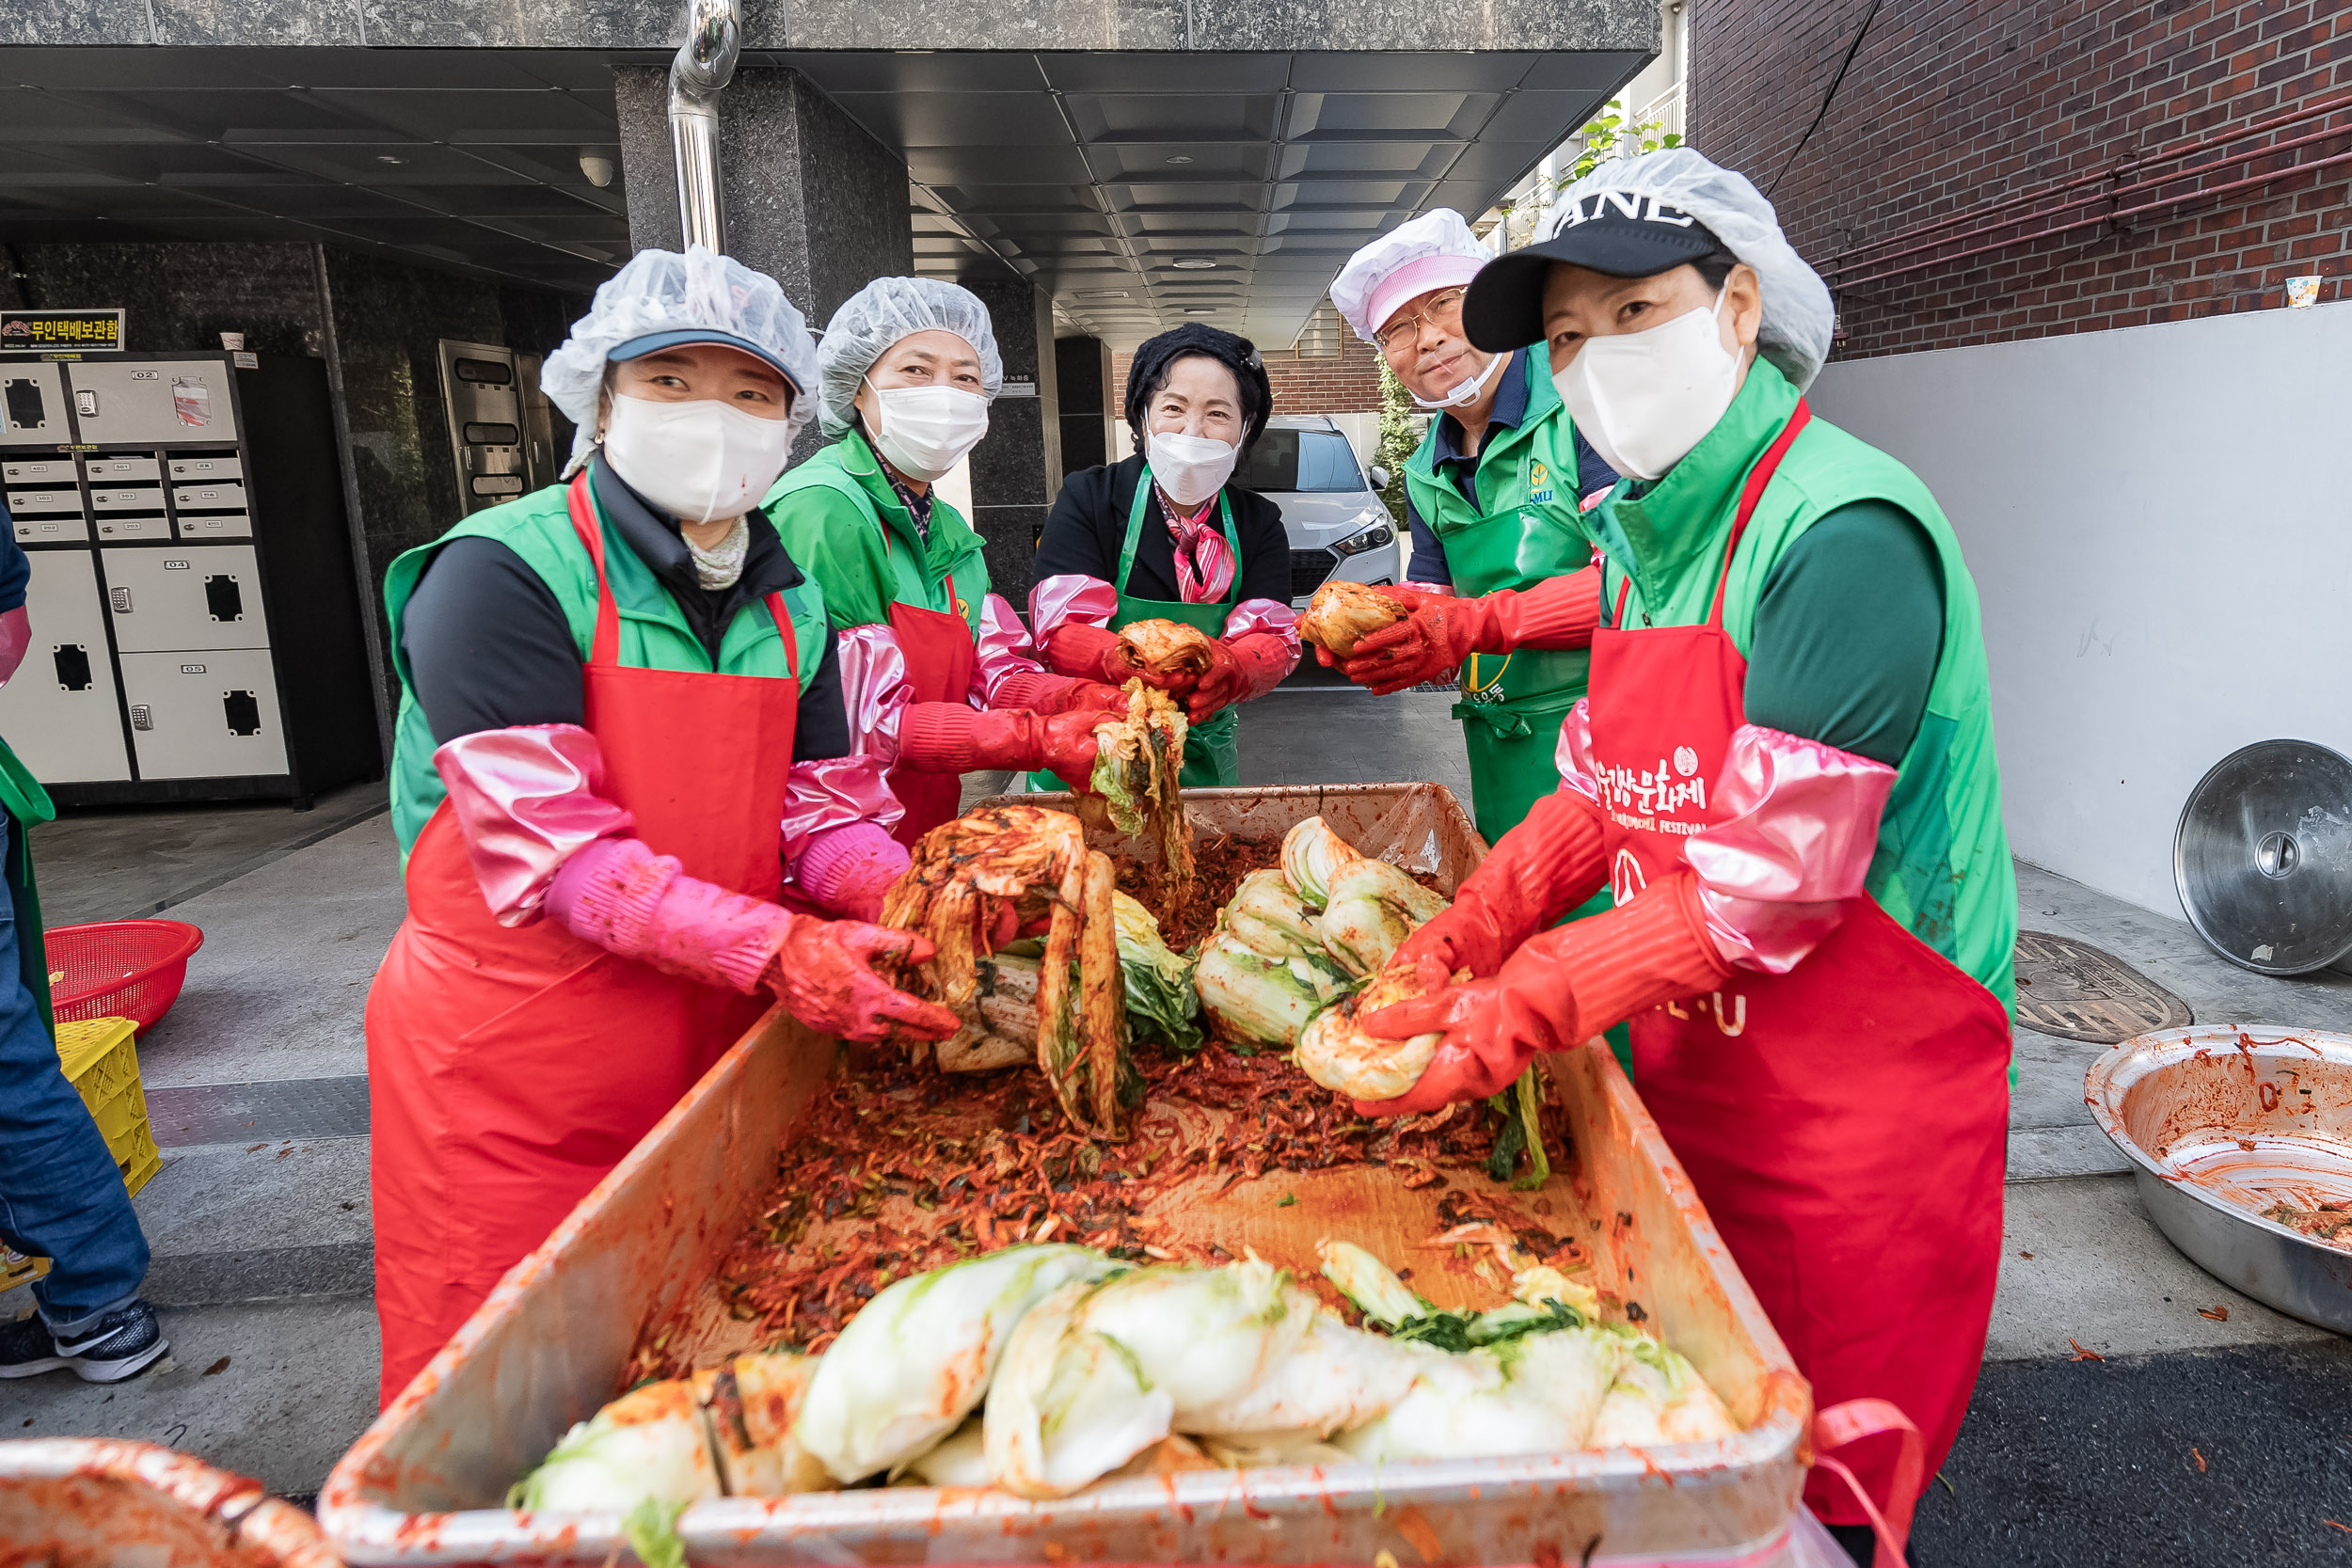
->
xmin=1323 ymin=209 xmax=1616 ymax=847
xmin=1025 ymin=324 xmax=1301 ymax=787
xmin=0 ymin=515 xmax=169 ymax=1386
xmin=764 ymin=277 xmax=1127 ymax=845
xmin=367 ymin=247 xmax=960 ymax=1405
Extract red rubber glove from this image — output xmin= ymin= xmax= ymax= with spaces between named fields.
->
xmin=992 ymin=668 xmax=1129 ymax=719
xmin=897 ymin=704 xmax=1101 ymax=791
xmin=760 ymin=919 xmax=961 ymax=1043
xmin=1341 ymin=568 xmax=1603 ymax=696
xmin=1184 ymin=632 xmax=1291 ymax=723
xmin=1357 ymin=870 xmax=1731 ymax=1116
xmin=1042 ymin=623 xmax=1164 ymax=691
xmin=1390 ymin=787 xmax=1610 ymax=987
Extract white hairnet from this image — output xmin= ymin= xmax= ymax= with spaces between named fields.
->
xmin=1545 ymin=149 xmax=1836 ymax=390
xmin=814 ymin=277 xmax=1004 ymax=440
xmin=542 ymin=245 xmax=820 ymax=468
xmin=1329 ymin=209 xmax=1491 ymax=343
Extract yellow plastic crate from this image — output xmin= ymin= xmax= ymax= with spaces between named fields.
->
xmin=0 ymin=1019 xmax=162 ymax=1297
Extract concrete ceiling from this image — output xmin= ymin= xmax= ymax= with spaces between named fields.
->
xmin=776 ymin=49 xmax=1645 ymax=348
xmin=0 ymin=43 xmax=1646 ymax=346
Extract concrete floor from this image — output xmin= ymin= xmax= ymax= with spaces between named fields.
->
xmin=9 ymin=696 xmax=2352 ymax=1563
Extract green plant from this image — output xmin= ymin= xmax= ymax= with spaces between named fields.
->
xmin=1562 ymin=110 xmax=1683 ymax=186
xmin=1374 ymin=357 xmax=1417 ymax=527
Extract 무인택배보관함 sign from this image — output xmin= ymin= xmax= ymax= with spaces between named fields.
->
xmin=1 ymin=309 xmax=124 ymax=353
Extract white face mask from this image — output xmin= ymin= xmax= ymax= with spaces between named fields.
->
xmin=866 ymin=381 xmax=991 ymax=483
xmin=600 ymin=392 xmax=793 ymax=526
xmin=1146 ymin=430 xmax=1239 ymax=508
xmin=1408 ymin=348 xmax=1505 ymax=410
xmin=1553 ymin=290 xmax=1743 ymax=483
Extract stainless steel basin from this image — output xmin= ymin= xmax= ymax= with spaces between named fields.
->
xmin=2086 ymin=1024 xmax=2352 ymax=1332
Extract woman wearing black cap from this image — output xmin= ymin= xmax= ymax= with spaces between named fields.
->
xmin=1026 ymin=325 xmax=1299 ymax=785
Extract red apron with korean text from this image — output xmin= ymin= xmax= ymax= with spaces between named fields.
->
xmin=366 ymin=472 xmax=800 ymax=1405
xmin=1585 ymin=403 xmax=2010 ymax=1524
xmin=883 ymin=598 xmax=977 ymax=846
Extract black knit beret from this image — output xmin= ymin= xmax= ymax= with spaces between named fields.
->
xmin=1123 ymin=324 xmax=1273 ymax=456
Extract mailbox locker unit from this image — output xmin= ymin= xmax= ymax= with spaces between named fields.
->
xmin=0 ymin=350 xmax=379 ymax=806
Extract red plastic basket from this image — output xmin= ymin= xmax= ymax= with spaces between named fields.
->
xmin=45 ymin=920 xmax=205 ymax=1031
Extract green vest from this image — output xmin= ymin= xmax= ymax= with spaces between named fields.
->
xmin=383 ymin=479 xmax=833 ymax=860
xmin=1590 ymin=360 xmax=2017 ymax=1008
xmin=1403 ymin=350 xmax=1603 ymax=846
xmin=762 ymin=431 xmax=991 ymax=636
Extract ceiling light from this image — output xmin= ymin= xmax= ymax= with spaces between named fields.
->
xmin=1165 ymin=154 xmax=1193 ymax=165
xmin=1184 ymin=307 xmax=1217 ymax=315
xmin=579 ymin=150 xmax=615 ymax=188
xmin=375 ymin=153 xmax=405 ymax=165
xmin=1171 ymin=257 xmax=1216 ymax=270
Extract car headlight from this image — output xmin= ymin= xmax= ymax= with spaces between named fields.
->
xmin=1330 ymin=516 xmax=1394 ymax=558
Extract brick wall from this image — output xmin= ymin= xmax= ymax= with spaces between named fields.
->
xmin=1689 ymin=0 xmax=2352 ymax=357
xmin=1108 ymin=327 xmax=1383 ymax=425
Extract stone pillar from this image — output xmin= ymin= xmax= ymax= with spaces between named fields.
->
xmin=613 ymin=64 xmax=913 ymax=459
xmin=1054 ymin=334 xmax=1114 ymax=475
xmin=958 ymin=274 xmax=1061 ymax=608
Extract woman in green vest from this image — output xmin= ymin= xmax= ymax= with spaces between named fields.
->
xmin=765 ymin=278 xmax=1126 ymax=842
xmin=1321 ymin=208 xmax=1616 ymax=848
xmin=0 ymin=529 xmax=167 ymax=1385
xmin=369 ymin=249 xmax=956 ymax=1402
xmin=1026 ymin=324 xmax=1298 ymax=786
xmin=1358 ymin=151 xmax=2016 ymax=1565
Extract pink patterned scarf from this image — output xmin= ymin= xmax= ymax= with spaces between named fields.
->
xmin=1158 ymin=488 xmax=1235 ymax=604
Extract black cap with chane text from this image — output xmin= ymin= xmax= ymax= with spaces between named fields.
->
xmin=1462 ymin=190 xmax=1725 ymax=352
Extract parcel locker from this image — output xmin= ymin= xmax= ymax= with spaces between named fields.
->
xmin=117 ymin=649 xmax=289 ymax=780
xmin=0 ymin=551 xmax=132 ymax=784
xmin=63 ymin=359 xmax=240 ymax=445
xmin=0 ymin=349 xmax=379 ymax=805
xmin=102 ymin=544 xmax=268 ymax=652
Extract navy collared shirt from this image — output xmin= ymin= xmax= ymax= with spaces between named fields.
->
xmin=1404 ymin=347 xmax=1614 ymax=585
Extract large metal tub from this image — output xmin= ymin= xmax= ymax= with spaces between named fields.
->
xmin=0 ymin=1437 xmax=342 ymax=1568
xmin=2088 ymin=1024 xmax=2352 ymax=1332
xmin=322 ymin=784 xmax=1811 ymax=1565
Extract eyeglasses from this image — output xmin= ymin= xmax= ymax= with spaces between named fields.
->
xmin=1373 ymin=287 xmax=1469 ymax=354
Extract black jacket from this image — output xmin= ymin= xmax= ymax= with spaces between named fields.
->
xmin=1034 ymin=455 xmax=1291 ymax=609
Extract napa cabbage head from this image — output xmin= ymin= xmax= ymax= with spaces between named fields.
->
xmin=507 ymin=1378 xmax=717 ymax=1568
xmin=1194 ymin=931 xmax=1353 ymax=1050
xmin=1112 ymin=890 xmax=1203 ymax=1053
xmin=796 ymin=1243 xmax=1116 ymax=1481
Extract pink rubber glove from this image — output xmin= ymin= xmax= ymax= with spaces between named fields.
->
xmin=794 ymin=820 xmax=912 ymax=922
xmin=546 ymin=837 xmax=955 ymax=1041
xmin=0 ymin=605 xmax=28 ymax=688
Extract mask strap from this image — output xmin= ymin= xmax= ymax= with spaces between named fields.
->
xmin=1408 ymin=350 xmax=1502 ymax=410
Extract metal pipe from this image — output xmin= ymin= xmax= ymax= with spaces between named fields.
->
xmin=668 ymin=0 xmax=739 ymax=253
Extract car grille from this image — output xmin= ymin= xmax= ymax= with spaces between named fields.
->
xmin=1291 ymin=548 xmax=1338 ymax=600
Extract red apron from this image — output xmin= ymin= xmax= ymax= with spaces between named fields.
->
xmin=1587 ymin=404 xmax=2010 ymax=1525
xmin=366 ymin=473 xmax=801 ymax=1404
xmin=882 ymin=597 xmax=976 ymax=846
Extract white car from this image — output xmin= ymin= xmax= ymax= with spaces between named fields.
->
xmin=1234 ymin=415 xmax=1402 ymax=610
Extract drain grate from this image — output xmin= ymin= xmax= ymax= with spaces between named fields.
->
xmin=2012 ymin=930 xmax=2194 ymax=1043
xmin=145 ymin=1075 xmax=371 ymax=1148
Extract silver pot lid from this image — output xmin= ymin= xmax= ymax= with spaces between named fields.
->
xmin=2173 ymin=738 xmax=2352 ymax=975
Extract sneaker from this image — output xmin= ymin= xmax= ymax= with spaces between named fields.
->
xmin=0 ymin=1299 xmax=169 ymax=1384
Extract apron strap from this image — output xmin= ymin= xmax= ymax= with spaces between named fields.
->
xmin=564 ymin=470 xmax=622 ymax=668
xmin=766 ymin=592 xmax=799 ymax=680
xmin=568 ymin=470 xmax=802 ymax=678
xmin=1705 ymin=398 xmax=1813 ymax=629
xmin=1121 ymin=467 xmax=1245 ymax=616
xmin=1612 ymin=573 xmax=1632 ymax=629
